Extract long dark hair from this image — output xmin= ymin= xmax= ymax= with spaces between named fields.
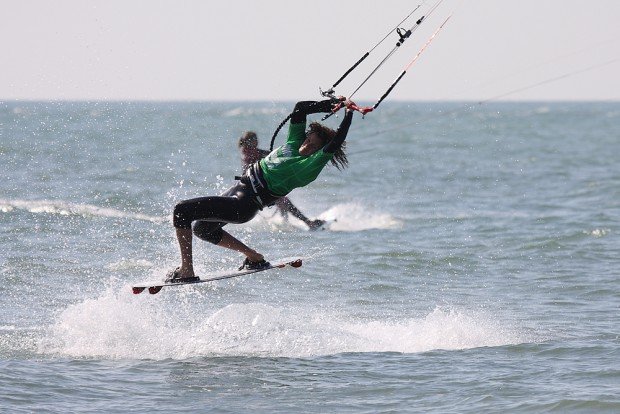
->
xmin=307 ymin=122 xmax=349 ymax=170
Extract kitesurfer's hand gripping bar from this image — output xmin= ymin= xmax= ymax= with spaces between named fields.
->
xmin=318 ymin=93 xmax=372 ymax=119
xmin=347 ymin=103 xmax=373 ymax=115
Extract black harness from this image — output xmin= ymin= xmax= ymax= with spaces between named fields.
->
xmin=236 ymin=162 xmax=280 ymax=210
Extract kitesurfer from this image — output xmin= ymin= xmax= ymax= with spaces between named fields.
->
xmin=168 ymin=98 xmax=354 ymax=282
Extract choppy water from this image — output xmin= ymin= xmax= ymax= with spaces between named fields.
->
xmin=1 ymin=101 xmax=619 ymax=413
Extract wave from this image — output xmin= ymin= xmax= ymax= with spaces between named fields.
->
xmin=0 ymin=199 xmax=167 ymax=224
xmin=39 ymin=289 xmax=527 ymax=359
xmin=318 ymin=203 xmax=400 ymax=232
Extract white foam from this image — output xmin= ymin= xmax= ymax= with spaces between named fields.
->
xmin=319 ymin=203 xmax=400 ymax=232
xmin=585 ymin=228 xmax=610 ymax=238
xmin=107 ymin=258 xmax=155 ymax=271
xmin=243 ymin=210 xmax=310 ymax=232
xmin=240 ymin=202 xmax=400 ymax=232
xmin=0 ymin=199 xmax=166 ymax=224
xmin=39 ymin=289 xmax=526 ymax=359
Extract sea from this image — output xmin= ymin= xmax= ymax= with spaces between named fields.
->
xmin=1 ymin=101 xmax=618 ymax=413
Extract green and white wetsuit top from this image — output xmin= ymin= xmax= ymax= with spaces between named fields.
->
xmin=259 ymin=100 xmax=353 ymax=196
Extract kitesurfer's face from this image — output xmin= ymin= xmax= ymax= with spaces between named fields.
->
xmin=299 ymin=131 xmax=324 ymax=156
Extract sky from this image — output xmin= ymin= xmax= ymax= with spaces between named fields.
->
xmin=1 ymin=0 xmax=619 ymax=102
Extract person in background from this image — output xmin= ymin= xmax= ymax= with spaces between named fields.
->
xmin=237 ymin=131 xmax=325 ymax=230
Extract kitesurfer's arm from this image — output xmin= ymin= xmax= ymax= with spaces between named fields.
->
xmin=290 ymin=100 xmax=334 ymax=124
xmin=323 ymin=108 xmax=353 ymax=153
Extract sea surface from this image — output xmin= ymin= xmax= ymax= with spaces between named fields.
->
xmin=1 ymin=101 xmax=619 ymax=413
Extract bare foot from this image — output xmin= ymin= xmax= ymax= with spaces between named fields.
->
xmin=174 ymin=267 xmax=195 ymax=278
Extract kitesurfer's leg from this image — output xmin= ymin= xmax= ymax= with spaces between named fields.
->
xmin=171 ymin=182 xmax=265 ymax=277
xmin=277 ymin=197 xmax=324 ymax=229
xmin=173 ymin=227 xmax=263 ymax=278
xmin=277 ymin=197 xmax=307 ymax=222
xmin=193 ymin=221 xmax=264 ymax=264
xmin=217 ymin=230 xmax=264 ymax=262
xmin=174 ymin=227 xmax=195 ymax=278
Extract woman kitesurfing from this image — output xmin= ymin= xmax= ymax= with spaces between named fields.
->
xmin=166 ymin=3 xmax=451 ymax=283
xmin=168 ymin=98 xmax=355 ymax=282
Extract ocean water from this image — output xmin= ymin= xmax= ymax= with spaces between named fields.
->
xmin=1 ymin=101 xmax=619 ymax=413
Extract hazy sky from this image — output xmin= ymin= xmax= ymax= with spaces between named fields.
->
xmin=2 ymin=0 xmax=619 ymax=101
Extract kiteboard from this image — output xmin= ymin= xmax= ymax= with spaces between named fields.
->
xmin=131 ymin=257 xmax=302 ymax=295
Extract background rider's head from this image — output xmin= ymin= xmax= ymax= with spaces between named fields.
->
xmin=238 ymin=131 xmax=258 ymax=149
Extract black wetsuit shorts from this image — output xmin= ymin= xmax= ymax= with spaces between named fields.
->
xmin=173 ymin=180 xmax=259 ymax=245
xmin=173 ymin=165 xmax=279 ymax=245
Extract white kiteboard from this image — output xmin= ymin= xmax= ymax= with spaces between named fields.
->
xmin=131 ymin=257 xmax=302 ymax=295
